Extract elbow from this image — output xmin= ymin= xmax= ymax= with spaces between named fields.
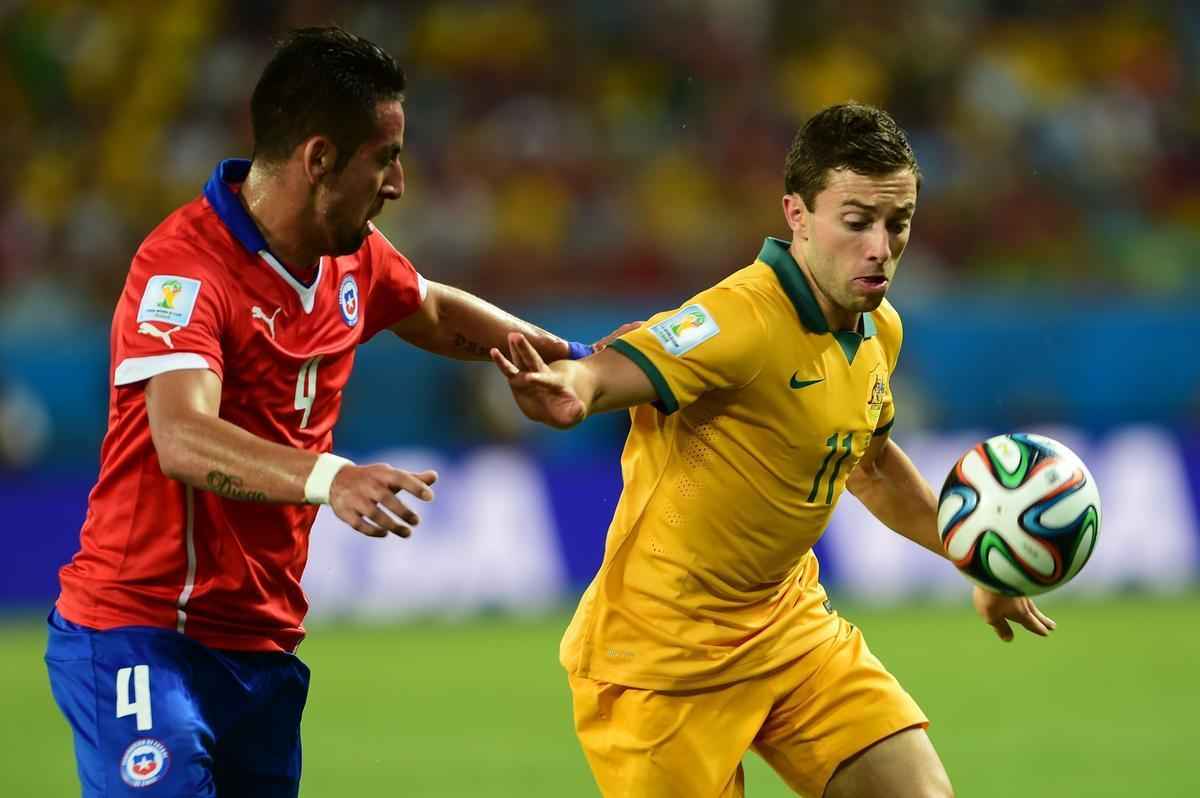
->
xmin=149 ymin=418 xmax=190 ymax=481
xmin=154 ymin=436 xmax=187 ymax=482
xmin=845 ymin=462 xmax=877 ymax=498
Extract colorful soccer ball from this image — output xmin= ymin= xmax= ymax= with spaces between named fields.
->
xmin=937 ymin=433 xmax=1101 ymax=596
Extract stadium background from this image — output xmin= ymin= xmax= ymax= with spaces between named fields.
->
xmin=1 ymin=1 xmax=1198 ymax=795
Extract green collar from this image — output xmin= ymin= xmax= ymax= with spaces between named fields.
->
xmin=757 ymin=237 xmax=877 ymax=363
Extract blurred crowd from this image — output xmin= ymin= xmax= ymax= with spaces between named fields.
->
xmin=1 ymin=0 xmax=1198 ymax=331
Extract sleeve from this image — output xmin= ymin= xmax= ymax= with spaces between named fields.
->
xmin=608 ymin=285 xmax=768 ymax=415
xmin=111 ymin=239 xmax=229 ymax=387
xmin=872 ymin=304 xmax=903 ymax=437
xmin=361 ymin=226 xmax=428 ymax=341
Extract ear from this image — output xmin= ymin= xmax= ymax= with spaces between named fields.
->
xmin=782 ymin=193 xmax=810 ymax=241
xmin=299 ymin=137 xmax=338 ymax=185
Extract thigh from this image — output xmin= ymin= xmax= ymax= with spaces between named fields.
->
xmin=824 ymin=727 xmax=952 ymax=798
xmin=45 ymin=611 xmax=218 ymax=797
xmin=212 ymin=654 xmax=310 ymax=798
xmin=568 ymin=673 xmax=770 ymax=798
xmin=752 ymin=617 xmax=933 ymax=798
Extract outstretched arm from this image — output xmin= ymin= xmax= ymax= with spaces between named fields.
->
xmin=489 ymin=332 xmax=658 ymax=428
xmin=390 ymin=281 xmax=581 ymax=362
xmin=847 ymin=434 xmax=1057 ymax=642
xmin=845 ymin=435 xmax=943 ymax=556
xmin=144 ymin=369 xmax=437 ymax=538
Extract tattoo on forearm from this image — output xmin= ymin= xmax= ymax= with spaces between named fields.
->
xmin=453 ymin=333 xmax=491 ymax=357
xmin=206 ymin=471 xmax=269 ymax=502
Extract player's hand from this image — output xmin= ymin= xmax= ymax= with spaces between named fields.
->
xmin=591 ymin=321 xmax=643 ymax=352
xmin=973 ymin=586 xmax=1057 ymax=642
xmin=491 ymin=332 xmax=587 ymax=429
xmin=328 ymin=463 xmax=437 ymax=539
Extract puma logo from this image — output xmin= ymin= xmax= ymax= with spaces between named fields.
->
xmin=137 ymin=322 xmax=181 ymax=349
xmin=251 ymin=306 xmax=283 ymax=339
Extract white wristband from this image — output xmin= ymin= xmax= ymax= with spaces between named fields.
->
xmin=304 ymin=453 xmax=354 ymax=504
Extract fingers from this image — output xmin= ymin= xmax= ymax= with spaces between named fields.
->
xmin=366 ymin=500 xmax=413 ymax=538
xmin=378 ymin=492 xmax=420 ymax=528
xmin=347 ymin=515 xmax=388 ymax=538
xmin=412 ymin=469 xmax=438 ymax=486
xmin=1029 ymin=600 xmax=1057 ymax=631
xmin=491 ymin=347 xmax=520 ymax=378
xmin=592 ymin=320 xmax=643 ymax=351
xmin=330 ymin=464 xmax=437 ymax=540
xmin=384 ymin=469 xmax=437 ymax=501
xmin=509 ymin=332 xmax=548 ymax=373
xmin=1013 ymin=598 xmax=1052 ymax=637
xmin=989 ymin=617 xmax=1014 ymax=643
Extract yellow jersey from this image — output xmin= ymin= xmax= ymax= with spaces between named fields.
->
xmin=561 ymin=237 xmax=902 ymax=690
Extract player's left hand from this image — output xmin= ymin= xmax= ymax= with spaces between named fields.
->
xmin=492 ymin=332 xmax=587 ymax=429
xmin=973 ymin=586 xmax=1057 ymax=642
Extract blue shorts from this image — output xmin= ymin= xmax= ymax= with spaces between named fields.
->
xmin=44 ymin=609 xmax=310 ymax=797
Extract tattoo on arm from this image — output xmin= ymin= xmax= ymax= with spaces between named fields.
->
xmin=453 ymin=333 xmax=491 ymax=357
xmin=206 ymin=471 xmax=269 ymax=502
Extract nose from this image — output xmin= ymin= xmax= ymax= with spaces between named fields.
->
xmin=382 ymin=162 xmax=405 ymax=200
xmin=865 ymin=223 xmax=891 ymax=264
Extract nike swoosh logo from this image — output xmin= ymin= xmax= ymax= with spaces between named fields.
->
xmin=789 ymin=373 xmax=824 ymax=390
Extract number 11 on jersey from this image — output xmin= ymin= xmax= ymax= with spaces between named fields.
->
xmin=808 ymin=432 xmax=854 ymax=505
xmin=294 ymin=355 xmax=322 ymax=429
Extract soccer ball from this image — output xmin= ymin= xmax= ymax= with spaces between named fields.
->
xmin=937 ymin=433 xmax=1101 ymax=596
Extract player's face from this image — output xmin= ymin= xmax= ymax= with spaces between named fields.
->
xmin=785 ymin=168 xmax=917 ymax=330
xmin=316 ymin=100 xmax=406 ymax=255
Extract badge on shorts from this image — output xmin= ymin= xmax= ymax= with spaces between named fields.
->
xmin=649 ymin=304 xmax=719 ymax=357
xmin=120 ymin=738 xmax=170 ymax=788
xmin=137 ymin=276 xmax=201 ymax=327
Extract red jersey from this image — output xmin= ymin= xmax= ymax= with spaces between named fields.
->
xmin=57 ymin=159 xmax=426 ymax=652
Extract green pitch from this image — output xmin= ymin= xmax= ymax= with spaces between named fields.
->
xmin=3 ymin=593 xmax=1198 ymax=797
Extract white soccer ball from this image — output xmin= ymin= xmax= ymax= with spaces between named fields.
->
xmin=937 ymin=433 xmax=1101 ymax=596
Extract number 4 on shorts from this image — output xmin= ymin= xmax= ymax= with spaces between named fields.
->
xmin=116 ymin=665 xmax=153 ymax=731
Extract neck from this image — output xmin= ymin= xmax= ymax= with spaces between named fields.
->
xmin=239 ymin=163 xmax=321 ymax=273
xmin=788 ymin=241 xmax=860 ymax=332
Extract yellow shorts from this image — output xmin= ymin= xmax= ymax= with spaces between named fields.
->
xmin=568 ymin=616 xmax=928 ymax=798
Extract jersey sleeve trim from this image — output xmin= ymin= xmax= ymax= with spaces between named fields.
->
xmin=609 ymin=339 xmax=679 ymax=415
xmin=872 ymin=417 xmax=895 ymax=437
xmin=114 ymin=353 xmax=214 ymax=386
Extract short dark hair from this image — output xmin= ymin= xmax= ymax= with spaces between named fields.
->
xmin=784 ymin=103 xmax=921 ymax=209
xmin=251 ymin=27 xmax=406 ymax=170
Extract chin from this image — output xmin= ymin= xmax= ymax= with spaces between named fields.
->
xmin=334 ymin=229 xmax=370 ymax=256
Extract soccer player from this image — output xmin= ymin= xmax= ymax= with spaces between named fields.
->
xmin=492 ymin=103 xmax=1056 ymax=797
xmin=45 ymin=27 xmax=605 ymax=798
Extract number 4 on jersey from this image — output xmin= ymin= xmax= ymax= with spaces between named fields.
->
xmin=294 ymin=355 xmax=322 ymax=429
xmin=116 ymin=665 xmax=152 ymax=731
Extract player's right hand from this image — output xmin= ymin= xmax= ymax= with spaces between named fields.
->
xmin=328 ymin=464 xmax=438 ymax=538
xmin=491 ymin=331 xmax=587 ymax=429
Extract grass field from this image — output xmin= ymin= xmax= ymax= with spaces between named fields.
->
xmin=3 ymin=593 xmax=1198 ymax=797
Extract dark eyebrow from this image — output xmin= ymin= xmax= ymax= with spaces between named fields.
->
xmin=841 ymin=199 xmax=914 ymax=216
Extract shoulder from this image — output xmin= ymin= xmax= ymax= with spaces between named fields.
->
xmin=133 ymin=197 xmax=236 ymax=281
xmin=718 ymin=262 xmax=792 ymax=314
xmin=121 ymin=199 xmax=239 ymax=326
xmin=361 ymin=225 xmax=412 ymax=266
xmin=360 ymin=225 xmax=422 ymax=286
